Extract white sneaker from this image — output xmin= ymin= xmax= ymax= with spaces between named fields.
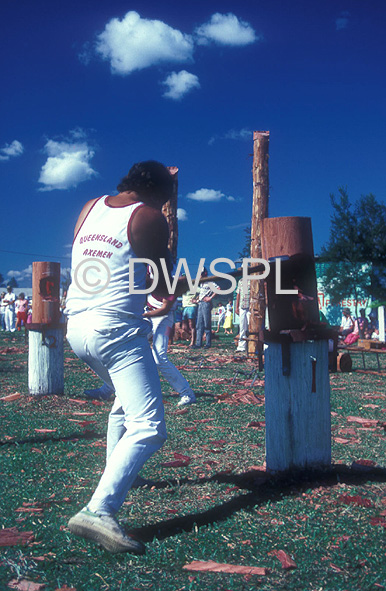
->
xmin=178 ymin=394 xmax=196 ymax=406
xmin=68 ymin=508 xmax=145 ymax=554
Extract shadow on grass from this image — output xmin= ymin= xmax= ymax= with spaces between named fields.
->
xmin=0 ymin=429 xmax=103 ymax=447
xmin=130 ymin=464 xmax=386 ymax=542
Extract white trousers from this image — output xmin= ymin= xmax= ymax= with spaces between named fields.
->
xmin=151 ymin=313 xmax=194 ymax=398
xmin=67 ymin=312 xmax=167 ymax=515
xmin=237 ymin=308 xmax=250 ymax=351
xmin=4 ymin=308 xmax=16 ymax=332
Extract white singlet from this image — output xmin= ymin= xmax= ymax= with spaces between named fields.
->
xmin=66 ymin=196 xmax=147 ymax=319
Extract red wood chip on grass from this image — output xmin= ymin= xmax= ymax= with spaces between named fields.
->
xmin=346 ymin=416 xmax=378 ymax=427
xmin=334 ymin=437 xmax=351 ymax=444
xmin=161 ymin=452 xmax=191 ymax=467
xmin=0 ymin=392 xmax=21 ymax=402
xmin=247 ymin=421 xmax=265 ymax=429
xmin=0 ymin=527 xmax=34 ymax=547
xmin=182 ymin=560 xmax=268 ymax=576
xmin=174 ymin=408 xmax=189 ymax=415
xmin=370 ymin=516 xmax=386 ymax=528
xmin=339 ymin=495 xmax=373 ymax=508
xmin=270 ymin=550 xmax=297 ymax=570
xmin=8 ymin=580 xmax=45 ymax=591
xmin=34 ymin=429 xmax=57 ymax=433
xmin=330 ymin=563 xmax=344 ymax=573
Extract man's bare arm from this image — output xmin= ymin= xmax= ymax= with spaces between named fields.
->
xmin=130 ymin=206 xmax=188 ymax=297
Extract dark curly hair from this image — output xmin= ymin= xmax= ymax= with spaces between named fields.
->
xmin=117 ymin=161 xmax=174 ymax=202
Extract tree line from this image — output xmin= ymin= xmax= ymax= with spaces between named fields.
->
xmin=319 ymin=187 xmax=386 ymax=312
xmin=238 ymin=187 xmax=386 ymax=314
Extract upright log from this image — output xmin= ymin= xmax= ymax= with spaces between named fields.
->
xmin=28 ymin=262 xmax=64 ymax=396
xmin=261 ymin=218 xmax=332 ymax=472
xmin=261 ymin=217 xmax=319 ymax=332
xmin=248 ymin=131 xmax=269 ymax=355
xmin=162 ymin=167 xmax=179 ymax=266
xmin=32 ymin=262 xmax=61 ymax=325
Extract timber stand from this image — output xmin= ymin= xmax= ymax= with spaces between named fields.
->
xmin=28 ymin=262 xmax=64 ymax=396
xmin=264 ymin=327 xmax=336 ymax=472
xmin=261 ymin=217 xmax=338 ymax=473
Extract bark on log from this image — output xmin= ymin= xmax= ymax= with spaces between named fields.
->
xmin=162 ymin=167 xmax=179 ymax=265
xmin=260 ymin=217 xmax=319 ymax=332
xmin=248 ymin=131 xmax=269 ymax=355
xmin=32 ymin=261 xmax=61 ymax=325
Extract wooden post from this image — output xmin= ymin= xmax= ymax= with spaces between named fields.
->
xmin=265 ymin=339 xmax=331 ymax=471
xmin=379 ymin=306 xmax=385 ymax=343
xmin=28 ymin=262 xmax=64 ymax=396
xmin=262 ymin=217 xmax=332 ymax=472
xmin=248 ymin=131 xmax=269 ymax=356
xmin=162 ymin=167 xmax=179 ymax=266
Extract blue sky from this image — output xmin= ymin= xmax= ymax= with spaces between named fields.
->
xmin=1 ymin=0 xmax=386 ymax=286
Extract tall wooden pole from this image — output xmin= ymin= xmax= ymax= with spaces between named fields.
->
xmin=248 ymin=131 xmax=269 ymax=355
xmin=162 ymin=166 xmax=179 ymax=266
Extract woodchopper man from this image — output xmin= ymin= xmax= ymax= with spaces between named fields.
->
xmin=65 ymin=161 xmax=189 ymax=554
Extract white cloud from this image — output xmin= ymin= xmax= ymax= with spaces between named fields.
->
xmin=225 ymin=128 xmax=252 ymax=141
xmin=209 ymin=127 xmax=252 ymax=145
xmin=186 ymin=188 xmax=234 ymax=202
xmin=195 ymin=13 xmax=257 ymax=46
xmin=177 ymin=208 xmax=188 ymax=221
xmin=225 ymin=222 xmax=249 ymax=230
xmin=38 ymin=135 xmax=97 ymax=191
xmin=0 ymin=140 xmax=24 ymax=161
xmin=96 ymin=11 xmax=194 ymax=75
xmin=336 ymin=11 xmax=350 ymax=31
xmin=162 ymin=70 xmax=200 ymax=100
xmin=7 ymin=265 xmax=32 ymax=282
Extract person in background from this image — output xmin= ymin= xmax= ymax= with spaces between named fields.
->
xmin=26 ymin=299 xmax=33 ymax=325
xmin=3 ymin=285 xmax=16 ymax=332
xmin=339 ymin=307 xmax=354 ymax=338
xmin=15 ymin=292 xmax=29 ymax=331
xmin=144 ymin=293 xmax=196 ymax=406
xmin=368 ymin=312 xmax=378 ymax=338
xmin=0 ymin=292 xmax=6 ymax=331
xmin=344 ymin=317 xmax=359 ymax=345
xmin=357 ymin=308 xmax=369 ymax=339
xmin=215 ymin=302 xmax=225 ymax=333
xmin=235 ymin=278 xmax=250 ymax=352
xmin=181 ymin=290 xmax=198 ymax=346
xmin=192 ymin=268 xmax=219 ymax=349
xmin=223 ymin=300 xmax=234 ymax=335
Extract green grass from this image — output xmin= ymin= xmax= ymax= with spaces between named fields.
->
xmin=1 ymin=330 xmax=386 ymax=591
